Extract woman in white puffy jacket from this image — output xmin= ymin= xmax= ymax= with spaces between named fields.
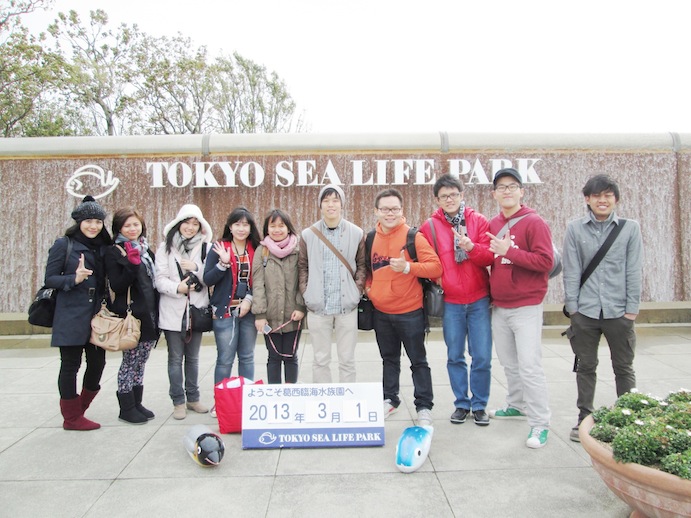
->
xmin=155 ymin=205 xmax=213 ymax=420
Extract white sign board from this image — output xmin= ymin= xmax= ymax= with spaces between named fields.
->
xmin=241 ymin=382 xmax=385 ymax=449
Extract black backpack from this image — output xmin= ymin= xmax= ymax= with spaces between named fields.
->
xmin=364 ymin=226 xmax=437 ymax=335
xmin=364 ymin=227 xmax=418 ymax=271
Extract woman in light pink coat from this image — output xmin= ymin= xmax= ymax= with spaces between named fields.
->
xmin=155 ymin=205 xmax=213 ymax=420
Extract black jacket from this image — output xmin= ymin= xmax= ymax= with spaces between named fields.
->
xmin=104 ymin=245 xmax=159 ymax=342
xmin=45 ymin=236 xmax=107 ymax=347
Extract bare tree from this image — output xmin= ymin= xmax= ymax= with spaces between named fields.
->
xmin=2 ymin=5 xmax=304 ymax=137
xmin=0 ymin=0 xmax=53 ymax=33
xmin=0 ymin=25 xmax=67 ymax=137
xmin=47 ymin=9 xmax=141 ymax=135
xmin=211 ymin=53 xmax=300 ymax=133
xmin=131 ymin=33 xmax=215 ymax=134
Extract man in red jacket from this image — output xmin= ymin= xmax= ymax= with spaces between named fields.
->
xmin=366 ymin=188 xmax=442 ymax=427
xmin=486 ymin=168 xmax=553 ymax=449
xmin=420 ymin=174 xmax=494 ymax=426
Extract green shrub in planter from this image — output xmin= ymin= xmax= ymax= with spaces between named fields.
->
xmin=590 ymin=388 xmax=691 ymax=480
xmin=661 ymin=449 xmax=691 ymax=479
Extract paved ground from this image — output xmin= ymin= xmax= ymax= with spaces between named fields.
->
xmin=1 ymin=324 xmax=690 ymax=518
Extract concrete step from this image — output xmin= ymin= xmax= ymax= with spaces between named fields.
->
xmin=5 ymin=301 xmax=691 ymax=337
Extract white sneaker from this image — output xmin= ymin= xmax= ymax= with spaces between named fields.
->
xmin=526 ymin=427 xmax=549 ymax=448
xmin=383 ymin=399 xmax=399 ymax=419
xmin=210 ymin=405 xmax=217 ymax=418
xmin=417 ymin=408 xmax=433 ymax=427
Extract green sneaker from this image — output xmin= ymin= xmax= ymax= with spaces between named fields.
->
xmin=488 ymin=406 xmax=526 ymax=419
xmin=526 ymin=427 xmax=549 ymax=449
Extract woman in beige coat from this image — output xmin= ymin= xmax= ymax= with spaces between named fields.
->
xmin=252 ymin=209 xmax=306 ymax=384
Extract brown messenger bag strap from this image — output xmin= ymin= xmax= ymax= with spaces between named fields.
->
xmin=310 ymin=225 xmax=355 ymax=278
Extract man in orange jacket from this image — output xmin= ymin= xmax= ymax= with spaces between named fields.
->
xmin=366 ymin=188 xmax=442 ymax=427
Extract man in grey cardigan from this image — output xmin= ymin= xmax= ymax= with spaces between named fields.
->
xmin=298 ymin=184 xmax=366 ymax=383
xmin=562 ymin=174 xmax=643 ymax=442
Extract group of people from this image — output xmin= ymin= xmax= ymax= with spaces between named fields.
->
xmin=45 ymin=168 xmax=642 ymax=451
xmin=46 ymin=197 xmax=306 ymax=428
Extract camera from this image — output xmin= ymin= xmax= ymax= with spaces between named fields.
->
xmin=186 ymin=272 xmax=204 ymax=292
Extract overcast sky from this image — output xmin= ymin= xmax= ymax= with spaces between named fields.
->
xmin=21 ymin=1 xmax=691 ymax=134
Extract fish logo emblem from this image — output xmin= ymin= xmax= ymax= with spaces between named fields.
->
xmin=259 ymin=432 xmax=277 ymax=445
xmin=65 ymin=165 xmax=120 ymax=200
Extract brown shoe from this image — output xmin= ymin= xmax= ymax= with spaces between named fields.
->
xmin=172 ymin=404 xmax=187 ymax=420
xmin=186 ymin=401 xmax=209 ymax=414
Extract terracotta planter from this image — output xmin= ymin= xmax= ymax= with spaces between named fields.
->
xmin=579 ymin=415 xmax=691 ymax=517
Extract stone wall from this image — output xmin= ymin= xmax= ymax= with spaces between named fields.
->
xmin=1 ymin=133 xmax=687 ymax=312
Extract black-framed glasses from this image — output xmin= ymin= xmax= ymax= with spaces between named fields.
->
xmin=265 ymin=319 xmax=302 ymax=358
xmin=377 ymin=207 xmax=402 ymax=215
xmin=495 ymin=183 xmax=521 ymax=193
xmin=437 ymin=192 xmax=461 ymax=201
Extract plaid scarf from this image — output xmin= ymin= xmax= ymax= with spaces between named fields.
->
xmin=444 ymin=202 xmax=468 ymax=263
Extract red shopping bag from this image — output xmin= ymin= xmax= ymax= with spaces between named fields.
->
xmin=214 ymin=377 xmax=263 ymax=434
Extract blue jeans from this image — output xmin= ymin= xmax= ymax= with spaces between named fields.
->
xmin=373 ymin=308 xmax=433 ymax=411
xmin=164 ymin=330 xmax=202 ymax=406
xmin=442 ymin=297 xmax=492 ymax=411
xmin=213 ymin=313 xmax=257 ymax=384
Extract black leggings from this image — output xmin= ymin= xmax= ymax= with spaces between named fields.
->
xmin=58 ymin=344 xmax=107 ymax=399
xmin=264 ymin=330 xmax=300 ymax=384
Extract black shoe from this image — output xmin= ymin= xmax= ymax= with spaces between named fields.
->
xmin=473 ymin=410 xmax=490 ymax=426
xmin=450 ymin=408 xmax=469 ymax=424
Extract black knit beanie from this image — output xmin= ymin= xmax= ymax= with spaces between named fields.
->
xmin=71 ymin=195 xmax=107 ymax=222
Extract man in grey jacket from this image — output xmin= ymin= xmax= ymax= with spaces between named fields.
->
xmin=298 ymin=184 xmax=366 ymax=383
xmin=562 ymin=174 xmax=643 ymax=442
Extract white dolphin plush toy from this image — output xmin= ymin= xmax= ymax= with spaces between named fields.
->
xmin=395 ymin=425 xmax=434 ymax=473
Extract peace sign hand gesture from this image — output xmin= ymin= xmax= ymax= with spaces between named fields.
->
xmin=486 ymin=231 xmax=512 ymax=257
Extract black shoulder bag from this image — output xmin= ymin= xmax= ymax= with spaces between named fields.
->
xmin=176 ymin=244 xmax=213 ymax=338
xmin=422 ymin=219 xmax=444 ymax=319
xmin=28 ymin=238 xmax=73 ymax=328
xmin=562 ymin=219 xmax=627 ymax=318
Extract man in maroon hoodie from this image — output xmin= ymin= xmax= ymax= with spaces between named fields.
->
xmin=486 ymin=168 xmax=553 ymax=449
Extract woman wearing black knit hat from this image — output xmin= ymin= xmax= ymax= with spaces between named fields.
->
xmin=44 ymin=195 xmax=112 ymax=431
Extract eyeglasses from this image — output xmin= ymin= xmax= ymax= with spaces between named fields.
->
xmin=494 ymin=183 xmax=521 ymax=193
xmin=437 ymin=192 xmax=461 ymax=202
xmin=377 ymin=207 xmax=402 ymax=215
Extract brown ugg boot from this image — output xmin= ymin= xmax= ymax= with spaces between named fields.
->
xmin=60 ymin=397 xmax=101 ymax=431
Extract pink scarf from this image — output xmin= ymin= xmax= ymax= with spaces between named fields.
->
xmin=260 ymin=234 xmax=298 ymax=259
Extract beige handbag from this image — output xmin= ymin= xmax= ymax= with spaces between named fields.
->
xmin=90 ymin=287 xmax=141 ymax=351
